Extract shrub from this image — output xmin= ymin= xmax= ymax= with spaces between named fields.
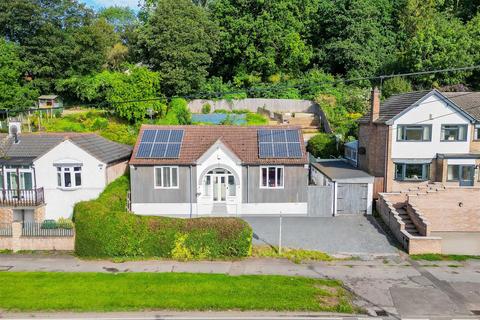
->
xmin=201 ymin=103 xmax=211 ymax=114
xmin=74 ymin=176 xmax=252 ymax=259
xmin=307 ymin=133 xmax=341 ymax=159
xmin=57 ymin=217 xmax=74 ymax=229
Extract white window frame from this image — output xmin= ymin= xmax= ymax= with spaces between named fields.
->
xmin=154 ymin=166 xmax=179 ymax=189
xmin=474 ymin=124 xmax=480 ymax=141
xmin=259 ymin=166 xmax=284 ymax=189
xmin=56 ymin=165 xmax=82 ymax=189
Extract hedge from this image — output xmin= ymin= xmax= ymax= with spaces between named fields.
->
xmin=73 ymin=176 xmax=252 ymax=259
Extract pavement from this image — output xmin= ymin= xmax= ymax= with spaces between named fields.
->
xmin=1 ymin=253 xmax=480 ymax=319
xmin=243 ymin=215 xmax=398 ymax=255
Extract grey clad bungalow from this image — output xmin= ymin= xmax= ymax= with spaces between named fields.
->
xmin=129 ymin=125 xmax=309 ymax=216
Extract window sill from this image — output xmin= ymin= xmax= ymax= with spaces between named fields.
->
xmin=57 ymin=186 xmax=81 ymax=191
xmin=259 ymin=186 xmax=285 ymax=190
xmin=154 ymin=187 xmax=180 ymax=190
xmin=394 ymin=179 xmax=429 ymax=182
xmin=396 ymin=140 xmax=431 ymax=142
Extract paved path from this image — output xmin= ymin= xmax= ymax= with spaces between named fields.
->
xmin=1 ymin=254 xmax=480 ymax=318
xmin=243 ymin=216 xmax=398 ymax=255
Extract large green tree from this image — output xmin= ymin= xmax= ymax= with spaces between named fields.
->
xmin=209 ymin=0 xmax=318 ymax=79
xmin=0 ymin=0 xmax=117 ymax=91
xmin=134 ymin=0 xmax=219 ymax=95
xmin=397 ymin=0 xmax=474 ymax=85
xmin=0 ymin=39 xmax=38 ymax=113
xmin=312 ymin=0 xmax=396 ymax=78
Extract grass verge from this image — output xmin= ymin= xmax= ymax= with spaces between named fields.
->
xmin=411 ymin=253 xmax=480 ymax=261
xmin=252 ymin=246 xmax=333 ymax=263
xmin=0 ymin=272 xmax=357 ymax=313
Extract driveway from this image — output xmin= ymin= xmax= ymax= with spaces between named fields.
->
xmin=243 ymin=215 xmax=399 ymax=255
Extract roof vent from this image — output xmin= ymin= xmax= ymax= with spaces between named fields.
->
xmin=8 ymin=121 xmax=21 ymax=144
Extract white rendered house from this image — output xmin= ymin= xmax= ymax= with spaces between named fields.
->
xmin=0 ymin=128 xmax=131 ymax=223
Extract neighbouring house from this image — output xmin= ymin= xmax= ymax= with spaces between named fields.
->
xmin=38 ymin=95 xmax=63 ymax=109
xmin=310 ymin=160 xmax=373 ymax=216
xmin=0 ymin=124 xmax=132 ymax=224
xmin=356 ymin=88 xmax=480 ymax=255
xmin=357 ymin=88 xmax=480 ymax=192
xmin=129 ymin=125 xmax=309 ymax=216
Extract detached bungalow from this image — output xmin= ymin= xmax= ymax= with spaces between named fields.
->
xmin=0 ymin=124 xmax=132 ymax=223
xmin=129 ymin=125 xmax=309 ymax=216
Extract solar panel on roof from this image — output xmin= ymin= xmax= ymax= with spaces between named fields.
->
xmin=155 ymin=130 xmax=170 ymax=142
xmin=257 ymin=129 xmax=303 ymax=159
xmin=165 ymin=143 xmax=181 ymax=158
xmin=142 ymin=130 xmax=157 ymax=143
xmin=137 ymin=142 xmax=153 ymax=158
xmin=136 ymin=129 xmax=184 ymax=158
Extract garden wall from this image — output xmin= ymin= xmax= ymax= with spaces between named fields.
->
xmin=0 ymin=222 xmax=74 ymax=252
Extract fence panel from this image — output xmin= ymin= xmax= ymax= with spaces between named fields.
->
xmin=21 ymin=223 xmax=74 ymax=237
xmin=307 ymin=185 xmax=333 ymax=217
xmin=0 ymin=223 xmax=12 ymax=237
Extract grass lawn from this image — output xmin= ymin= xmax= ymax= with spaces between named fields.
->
xmin=252 ymin=246 xmax=334 ymax=263
xmin=411 ymin=253 xmax=480 ymax=261
xmin=0 ymin=272 xmax=357 ymax=313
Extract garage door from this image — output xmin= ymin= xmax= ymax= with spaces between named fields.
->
xmin=337 ymin=183 xmax=368 ymax=214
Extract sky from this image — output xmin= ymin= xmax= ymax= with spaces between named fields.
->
xmin=81 ymin=0 xmax=140 ymax=11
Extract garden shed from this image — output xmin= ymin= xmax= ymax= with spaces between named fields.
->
xmin=310 ymin=160 xmax=373 ymax=216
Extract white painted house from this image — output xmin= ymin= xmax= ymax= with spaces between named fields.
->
xmin=0 ymin=127 xmax=132 ymax=224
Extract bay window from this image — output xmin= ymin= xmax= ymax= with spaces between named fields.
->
xmin=57 ymin=166 xmax=82 ymax=188
xmin=441 ymin=124 xmax=467 ymax=141
xmin=155 ymin=166 xmax=179 ymax=188
xmin=474 ymin=124 xmax=480 ymax=140
xmin=260 ymin=166 xmax=284 ymax=188
xmin=395 ymin=163 xmax=430 ymax=181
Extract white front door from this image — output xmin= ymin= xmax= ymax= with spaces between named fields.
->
xmin=213 ymin=175 xmax=227 ymax=203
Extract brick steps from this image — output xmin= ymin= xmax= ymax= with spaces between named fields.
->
xmin=396 ymin=207 xmax=421 ymax=236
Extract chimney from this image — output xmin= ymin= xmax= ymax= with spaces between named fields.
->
xmin=370 ymin=87 xmax=380 ymax=123
xmin=8 ymin=120 xmax=21 ymax=144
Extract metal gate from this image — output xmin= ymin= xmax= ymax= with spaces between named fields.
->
xmin=337 ymin=183 xmax=368 ymax=214
xmin=307 ymin=185 xmax=333 ymax=217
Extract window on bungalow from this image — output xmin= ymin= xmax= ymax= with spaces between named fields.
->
xmin=260 ymin=166 xmax=284 ymax=188
xmin=395 ymin=163 xmax=430 ymax=181
xmin=57 ymin=166 xmax=82 ymax=188
xmin=154 ymin=166 xmax=179 ymax=188
xmin=441 ymin=124 xmax=467 ymax=141
xmin=397 ymin=125 xmax=431 ymax=141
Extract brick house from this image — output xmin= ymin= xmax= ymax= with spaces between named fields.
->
xmin=357 ymin=88 xmax=480 ymax=192
xmin=356 ymin=89 xmax=480 ymax=255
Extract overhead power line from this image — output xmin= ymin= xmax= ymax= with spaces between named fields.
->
xmin=4 ymin=64 xmax=480 ymax=113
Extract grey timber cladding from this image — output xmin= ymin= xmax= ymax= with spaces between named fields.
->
xmin=242 ymin=165 xmax=308 ymax=203
xmin=130 ymin=165 xmax=197 ymax=203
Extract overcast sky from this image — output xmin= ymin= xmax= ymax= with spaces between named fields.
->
xmin=81 ymin=0 xmax=140 ymax=10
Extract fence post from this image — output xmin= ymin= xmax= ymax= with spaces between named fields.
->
xmin=11 ymin=222 xmax=22 ymax=252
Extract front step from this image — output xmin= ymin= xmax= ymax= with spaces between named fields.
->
xmin=396 ymin=207 xmax=421 ymax=237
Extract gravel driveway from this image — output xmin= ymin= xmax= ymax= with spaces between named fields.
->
xmin=243 ymin=215 xmax=399 ymax=255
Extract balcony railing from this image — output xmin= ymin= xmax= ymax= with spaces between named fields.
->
xmin=22 ymin=222 xmax=74 ymax=237
xmin=0 ymin=188 xmax=45 ymax=207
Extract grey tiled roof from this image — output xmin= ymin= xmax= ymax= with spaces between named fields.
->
xmin=359 ymin=90 xmax=480 ymax=124
xmin=0 ymin=133 xmax=132 ymax=164
xmin=441 ymin=92 xmax=480 ymax=121
xmin=358 ymin=90 xmax=431 ymax=124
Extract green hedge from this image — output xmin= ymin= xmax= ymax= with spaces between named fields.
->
xmin=73 ymin=176 xmax=252 ymax=259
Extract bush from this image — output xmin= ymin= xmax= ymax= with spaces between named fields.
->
xmin=307 ymin=133 xmax=341 ymax=159
xmin=201 ymin=103 xmax=211 ymax=114
xmin=74 ymin=176 xmax=252 ymax=259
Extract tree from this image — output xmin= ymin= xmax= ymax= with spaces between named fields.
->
xmin=382 ymin=77 xmax=413 ymax=98
xmin=312 ymin=0 xmax=396 ymax=78
xmin=133 ymin=0 xmax=219 ymax=95
xmin=209 ymin=0 xmax=317 ymax=79
xmin=397 ymin=1 xmax=474 ymax=85
xmin=0 ymin=39 xmax=38 ymax=113
xmin=98 ymin=6 xmax=138 ymax=43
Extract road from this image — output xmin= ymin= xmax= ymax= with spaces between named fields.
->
xmin=1 ymin=253 xmax=480 ymax=319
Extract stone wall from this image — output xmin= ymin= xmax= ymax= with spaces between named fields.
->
xmin=0 ymin=222 xmax=74 ymax=252
xmin=0 ymin=208 xmax=13 ymax=223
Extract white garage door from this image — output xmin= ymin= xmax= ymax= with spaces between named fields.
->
xmin=337 ymin=183 xmax=368 ymax=215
